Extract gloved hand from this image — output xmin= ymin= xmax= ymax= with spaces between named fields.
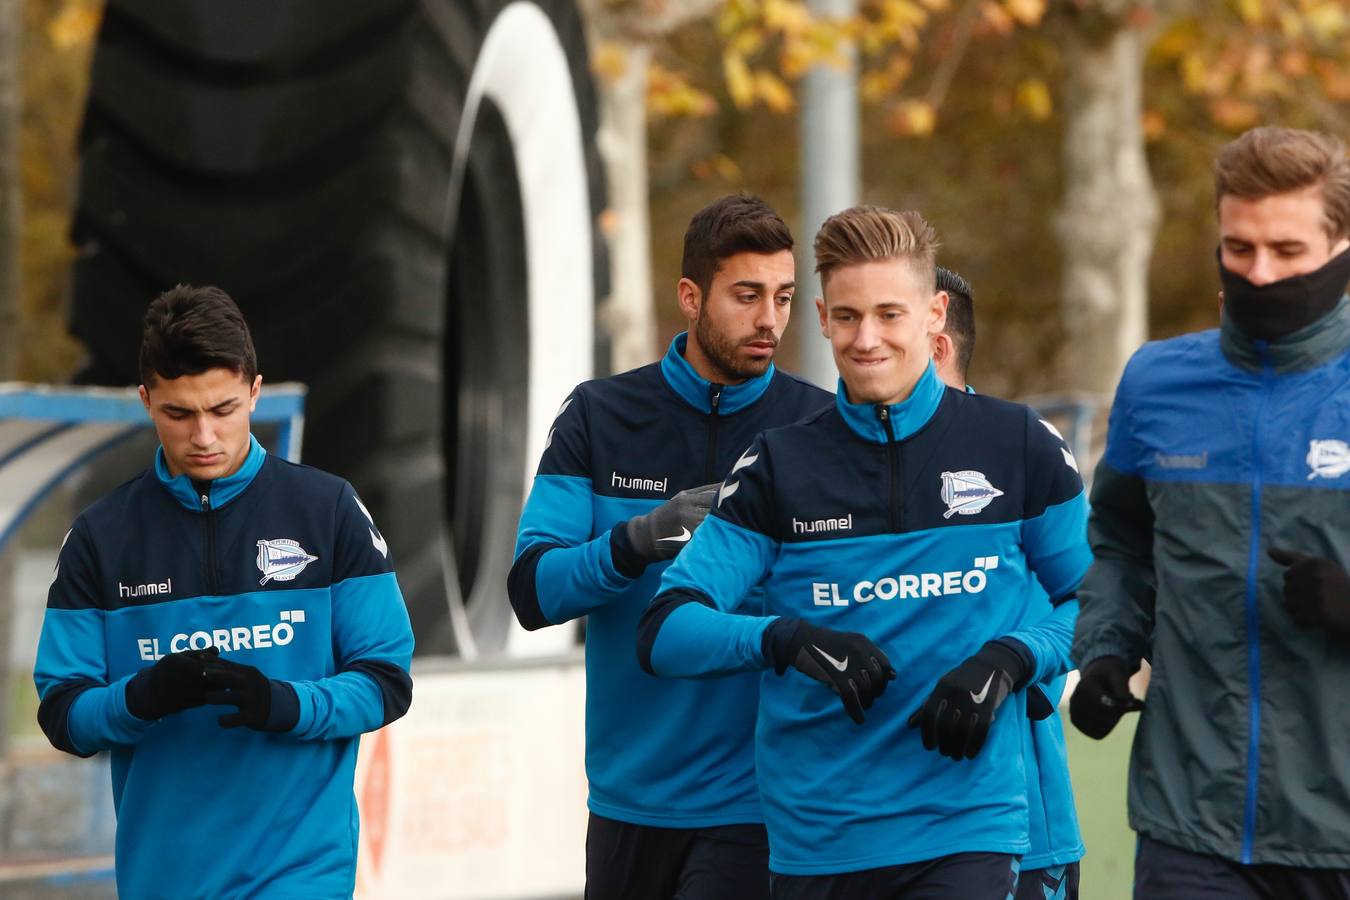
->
xmin=907 ymin=640 xmax=1028 ymax=761
xmin=623 ymin=483 xmax=720 ymax=564
xmin=1069 ymin=656 xmax=1143 ymax=740
xmin=203 ymin=657 xmax=300 ymax=732
xmin=125 ymin=646 xmax=220 ymax=721
xmin=1268 ymin=547 xmax=1350 ymax=634
xmin=762 ymin=618 xmax=895 ymax=724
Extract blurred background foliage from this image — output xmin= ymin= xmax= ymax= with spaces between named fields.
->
xmin=11 ymin=0 xmax=1350 ymax=399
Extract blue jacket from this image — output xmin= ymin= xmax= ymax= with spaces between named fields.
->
xmin=1073 ymin=298 xmax=1350 ymax=867
xmin=640 ymin=362 xmax=1090 ymax=875
xmin=508 ymin=334 xmax=831 ymax=827
xmin=961 ymin=389 xmax=1082 ymax=871
xmin=34 ymin=435 xmax=414 ymax=899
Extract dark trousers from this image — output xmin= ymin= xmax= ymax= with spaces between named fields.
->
xmin=770 ymin=852 xmax=1020 ymax=900
xmin=1015 ymin=863 xmax=1079 ymax=900
xmin=1135 ymin=835 xmax=1350 ymax=900
xmin=585 ymin=812 xmax=770 ymax=900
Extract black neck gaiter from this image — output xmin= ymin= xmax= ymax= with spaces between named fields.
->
xmin=1219 ymin=245 xmax=1350 ymax=341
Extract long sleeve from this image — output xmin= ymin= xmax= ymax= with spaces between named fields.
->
xmin=35 ymin=521 xmax=156 ymax=756
xmin=1009 ymin=409 xmax=1093 ymax=684
xmin=638 ymin=439 xmax=779 ymax=678
xmin=1071 ymin=368 xmax=1157 ymax=668
xmin=509 ymin=388 xmax=637 ymax=629
xmin=285 ymin=484 xmax=414 ymax=741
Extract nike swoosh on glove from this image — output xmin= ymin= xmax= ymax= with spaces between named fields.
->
xmin=763 ymin=618 xmax=896 ymax=724
xmin=907 ymin=640 xmax=1029 ymax=761
xmin=616 ymin=483 xmax=721 ymax=573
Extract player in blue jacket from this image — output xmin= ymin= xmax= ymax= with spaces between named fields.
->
xmin=508 ymin=194 xmax=831 ymax=899
xmin=638 ymin=207 xmax=1091 ymax=898
xmin=33 ymin=285 xmax=415 ymax=900
xmin=933 ymin=266 xmax=1083 ymax=900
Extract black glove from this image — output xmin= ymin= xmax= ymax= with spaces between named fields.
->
xmin=907 ymin=640 xmax=1028 ymax=761
xmin=1069 ymin=656 xmax=1143 ymax=740
xmin=203 ymin=657 xmax=300 ymax=732
xmin=125 ymin=647 xmax=220 ymax=721
xmin=1268 ymin=547 xmax=1350 ymax=634
xmin=762 ymin=618 xmax=895 ymax=724
xmin=623 ymin=483 xmax=720 ymax=565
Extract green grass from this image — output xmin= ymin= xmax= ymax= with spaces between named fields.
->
xmin=1066 ymin=715 xmax=1138 ymax=899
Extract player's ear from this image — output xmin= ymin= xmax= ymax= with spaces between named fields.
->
xmin=932 ymin=333 xmax=953 ymax=369
xmin=677 ymin=277 xmax=702 ymax=324
xmin=816 ymin=296 xmax=828 ymax=338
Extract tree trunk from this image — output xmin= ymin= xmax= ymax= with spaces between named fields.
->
xmin=0 ymin=0 xmax=19 ymax=382
xmin=1055 ymin=17 xmax=1159 ymax=397
xmin=594 ymin=41 xmax=658 ymax=372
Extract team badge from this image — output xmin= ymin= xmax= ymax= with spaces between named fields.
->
xmin=1307 ymin=439 xmax=1350 ymax=480
xmin=940 ymin=470 xmax=1004 ymax=519
xmin=256 ymin=539 xmax=319 ymax=586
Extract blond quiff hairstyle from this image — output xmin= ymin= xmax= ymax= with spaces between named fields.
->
xmin=1215 ymin=126 xmax=1350 ymax=241
xmin=813 ymin=206 xmax=940 ymax=293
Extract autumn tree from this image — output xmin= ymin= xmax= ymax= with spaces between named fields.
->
xmin=638 ymin=0 xmax=1350 ymax=393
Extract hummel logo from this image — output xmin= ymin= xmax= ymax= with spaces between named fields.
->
xmin=658 ymin=527 xmax=692 ymax=544
xmin=732 ymin=450 xmax=759 ymax=474
xmin=353 ymin=495 xmax=389 ymax=559
xmin=970 ymin=672 xmax=994 ymax=704
xmin=813 ymin=645 xmax=849 ymax=672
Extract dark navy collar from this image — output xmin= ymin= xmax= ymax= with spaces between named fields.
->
xmin=659 ymin=332 xmax=776 ymax=414
xmin=156 ymin=434 xmax=267 ymax=511
xmin=1221 ymin=295 xmax=1350 ymax=374
xmin=835 ymin=360 xmax=945 ymax=444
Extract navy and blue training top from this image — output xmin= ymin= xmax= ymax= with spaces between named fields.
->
xmin=640 ymin=362 xmax=1091 ymax=875
xmin=509 ymin=333 xmax=831 ymax=827
xmin=34 ymin=435 xmax=414 ymax=900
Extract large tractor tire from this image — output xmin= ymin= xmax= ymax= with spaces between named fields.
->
xmin=69 ymin=0 xmax=608 ymax=655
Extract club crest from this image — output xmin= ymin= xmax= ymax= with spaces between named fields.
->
xmin=1307 ymin=440 xmax=1350 ymax=480
xmin=256 ymin=539 xmax=319 ymax=586
xmin=940 ymin=470 xmax=1004 ymax=519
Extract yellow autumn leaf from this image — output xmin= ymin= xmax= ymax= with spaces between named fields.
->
xmin=724 ymin=50 xmax=756 ymax=108
xmin=1305 ymin=3 xmax=1349 ymax=40
xmin=755 ymin=71 xmax=796 ymax=112
xmin=1149 ymin=22 xmax=1199 ymax=62
xmin=980 ymin=1 xmax=1015 ymax=36
xmin=1142 ymin=110 xmax=1167 ymax=142
xmin=48 ymin=1 xmax=101 ymax=51
xmin=1003 ymin=0 xmax=1046 ymax=27
xmin=889 ymin=99 xmax=936 ymax=137
xmin=1234 ymin=0 xmax=1264 ymax=25
xmin=591 ymin=42 xmax=629 ymax=84
xmin=1208 ymin=96 xmax=1261 ymax=131
xmin=1015 ymin=77 xmax=1053 ymax=121
xmin=764 ymin=0 xmax=815 ymax=36
xmin=1179 ymin=50 xmax=1211 ymax=94
xmin=1314 ymin=59 xmax=1350 ymax=102
xmin=730 ymin=26 xmax=767 ymax=57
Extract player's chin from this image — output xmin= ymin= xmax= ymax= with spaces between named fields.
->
xmin=732 ymin=355 xmax=774 ymax=378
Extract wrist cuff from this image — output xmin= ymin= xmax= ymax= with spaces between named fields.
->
xmin=985 ymin=638 xmax=1034 ymax=691
xmin=264 ymin=680 xmax=300 ymax=733
xmin=609 ymin=522 xmax=647 ymax=580
xmin=762 ymin=618 xmax=802 ymax=675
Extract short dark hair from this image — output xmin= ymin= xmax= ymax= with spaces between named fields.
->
xmin=681 ymin=193 xmax=793 ymax=298
xmin=936 ymin=266 xmax=975 ymax=379
xmin=139 ymin=284 xmax=258 ymax=386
